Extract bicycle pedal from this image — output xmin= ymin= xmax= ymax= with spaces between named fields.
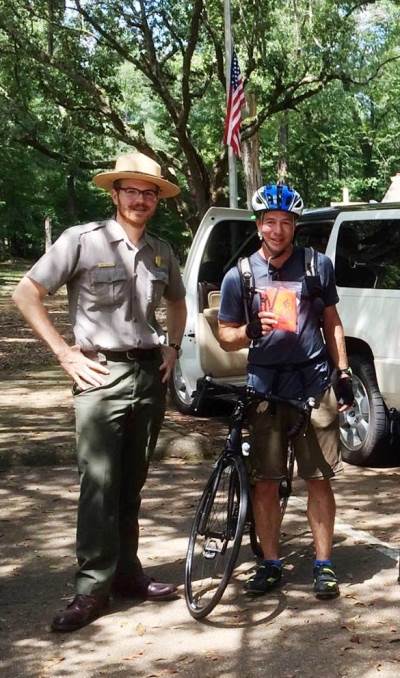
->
xmin=203 ymin=540 xmax=219 ymax=559
xmin=203 ymin=551 xmax=217 ymax=560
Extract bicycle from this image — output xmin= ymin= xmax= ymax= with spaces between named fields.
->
xmin=184 ymin=376 xmax=316 ymax=620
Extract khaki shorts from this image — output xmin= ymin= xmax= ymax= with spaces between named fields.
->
xmin=247 ymin=387 xmax=343 ymax=482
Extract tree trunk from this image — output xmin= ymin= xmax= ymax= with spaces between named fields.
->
xmin=359 ymin=135 xmax=374 ymax=201
xmin=44 ymin=216 xmax=52 ymax=252
xmin=242 ymin=93 xmax=262 ymax=208
xmin=66 ymin=174 xmax=78 ymax=222
xmin=277 ymin=112 xmax=289 ymax=181
xmin=48 ymin=1 xmax=54 ymax=55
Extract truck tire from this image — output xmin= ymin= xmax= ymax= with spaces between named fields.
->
xmin=339 ymin=354 xmax=390 ymax=466
xmin=169 ymin=360 xmax=198 ymax=415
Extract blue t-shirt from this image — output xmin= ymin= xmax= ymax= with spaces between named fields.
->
xmin=218 ymin=247 xmax=339 ymax=399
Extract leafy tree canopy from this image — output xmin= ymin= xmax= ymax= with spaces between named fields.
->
xmin=0 ymin=0 xmax=399 ymax=257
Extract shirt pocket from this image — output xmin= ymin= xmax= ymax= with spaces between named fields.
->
xmin=147 ymin=268 xmax=169 ymax=304
xmin=90 ymin=265 xmax=128 ymax=307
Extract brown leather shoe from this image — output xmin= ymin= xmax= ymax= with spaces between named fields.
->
xmin=112 ymin=575 xmax=177 ymax=601
xmin=51 ymin=594 xmax=108 ymax=632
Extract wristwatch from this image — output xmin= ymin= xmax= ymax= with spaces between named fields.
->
xmin=338 ymin=367 xmax=352 ymax=377
xmin=169 ymin=343 xmax=182 ymax=357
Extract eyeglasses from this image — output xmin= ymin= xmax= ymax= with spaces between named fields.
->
xmin=116 ymin=187 xmax=159 ymax=201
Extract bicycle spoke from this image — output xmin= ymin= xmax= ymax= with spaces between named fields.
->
xmin=190 ymin=467 xmax=237 ymax=600
xmin=185 ymin=457 xmax=248 ymax=618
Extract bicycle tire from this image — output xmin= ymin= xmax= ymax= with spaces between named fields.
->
xmin=184 ymin=455 xmax=248 ymax=619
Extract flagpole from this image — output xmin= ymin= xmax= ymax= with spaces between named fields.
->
xmin=224 ymin=0 xmax=238 ymax=208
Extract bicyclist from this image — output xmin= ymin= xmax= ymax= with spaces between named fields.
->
xmin=218 ymin=182 xmax=354 ymax=599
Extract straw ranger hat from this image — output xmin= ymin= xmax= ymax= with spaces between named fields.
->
xmin=93 ymin=152 xmax=180 ymax=198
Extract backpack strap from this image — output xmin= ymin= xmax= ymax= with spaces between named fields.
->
xmin=239 ymin=249 xmax=319 ymax=326
xmin=238 ymin=256 xmax=255 ymax=325
xmin=304 ymin=246 xmax=319 ymax=276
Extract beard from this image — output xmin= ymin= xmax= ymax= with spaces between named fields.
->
xmin=117 ymin=202 xmax=155 ymax=228
xmin=261 ymin=238 xmax=292 ymax=260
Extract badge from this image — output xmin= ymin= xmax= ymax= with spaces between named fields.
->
xmin=154 ymin=256 xmax=163 ymax=267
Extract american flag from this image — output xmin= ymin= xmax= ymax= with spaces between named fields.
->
xmin=223 ymin=50 xmax=246 ymax=157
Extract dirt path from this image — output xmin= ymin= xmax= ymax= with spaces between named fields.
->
xmin=1 ymin=463 xmax=400 ymax=678
xmin=0 ymin=261 xmax=227 ymax=468
xmin=2 ymin=262 xmax=400 ymax=678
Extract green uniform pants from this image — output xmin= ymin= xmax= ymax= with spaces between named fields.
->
xmin=73 ymin=355 xmax=166 ymax=595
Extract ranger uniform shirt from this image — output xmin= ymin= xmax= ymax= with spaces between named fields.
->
xmin=27 ymin=219 xmax=185 ymax=351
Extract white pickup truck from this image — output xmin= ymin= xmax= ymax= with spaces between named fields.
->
xmin=170 ymin=203 xmax=400 ymax=467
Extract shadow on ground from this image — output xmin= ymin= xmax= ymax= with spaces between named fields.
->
xmin=1 ymin=463 xmax=400 ymax=678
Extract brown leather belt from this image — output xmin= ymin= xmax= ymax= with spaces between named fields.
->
xmin=102 ymin=348 xmax=161 ymax=362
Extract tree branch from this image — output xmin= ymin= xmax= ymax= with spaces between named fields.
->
xmin=202 ymin=16 xmax=225 ymax=89
xmin=180 ymin=0 xmax=203 ymax=129
xmin=16 ymin=131 xmax=112 ymax=169
xmin=343 ymin=0 xmax=378 ymax=19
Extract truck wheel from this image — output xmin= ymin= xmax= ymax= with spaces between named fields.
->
xmin=339 ymin=354 xmax=390 ymax=466
xmin=169 ymin=360 xmax=197 ymax=415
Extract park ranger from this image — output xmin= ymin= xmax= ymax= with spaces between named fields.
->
xmin=12 ymin=152 xmax=187 ymax=632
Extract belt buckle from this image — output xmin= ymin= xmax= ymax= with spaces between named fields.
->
xmin=126 ymin=350 xmax=137 ymax=361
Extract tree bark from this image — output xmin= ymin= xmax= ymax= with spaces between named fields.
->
xmin=277 ymin=112 xmax=289 ymax=181
xmin=66 ymin=174 xmax=78 ymax=222
xmin=44 ymin=216 xmax=52 ymax=252
xmin=242 ymin=93 xmax=262 ymax=208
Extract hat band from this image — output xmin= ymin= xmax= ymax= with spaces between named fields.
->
xmin=113 ymin=169 xmax=163 ymax=180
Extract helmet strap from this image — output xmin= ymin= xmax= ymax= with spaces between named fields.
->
xmin=261 ymin=237 xmax=293 ymax=262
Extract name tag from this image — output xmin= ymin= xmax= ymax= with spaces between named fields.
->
xmin=96 ymin=263 xmax=116 ymax=268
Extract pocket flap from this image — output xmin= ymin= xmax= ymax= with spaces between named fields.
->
xmin=149 ymin=269 xmax=169 ymax=284
xmin=92 ymin=265 xmax=127 ymax=283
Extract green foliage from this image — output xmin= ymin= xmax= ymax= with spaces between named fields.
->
xmin=0 ymin=0 xmax=400 ymax=257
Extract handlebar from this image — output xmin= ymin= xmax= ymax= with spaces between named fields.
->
xmin=193 ymin=375 xmax=317 ymax=439
xmin=192 ymin=375 xmax=244 ymax=413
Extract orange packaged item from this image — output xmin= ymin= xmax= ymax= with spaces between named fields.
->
xmin=258 ymin=284 xmax=299 ymax=333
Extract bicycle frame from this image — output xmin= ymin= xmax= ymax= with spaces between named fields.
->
xmin=197 ymin=399 xmax=247 ymax=544
xmin=196 ymin=376 xmax=316 ymax=544
xmin=184 ymin=376 xmax=316 ymax=619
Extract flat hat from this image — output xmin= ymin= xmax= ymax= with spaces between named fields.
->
xmin=93 ymin=152 xmax=180 ymax=198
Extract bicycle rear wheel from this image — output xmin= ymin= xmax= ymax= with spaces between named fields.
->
xmin=184 ymin=455 xmax=248 ymax=619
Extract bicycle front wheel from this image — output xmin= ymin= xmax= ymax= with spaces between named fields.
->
xmin=184 ymin=455 xmax=248 ymax=619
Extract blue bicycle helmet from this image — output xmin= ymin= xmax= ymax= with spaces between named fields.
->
xmin=251 ymin=183 xmax=304 ymax=216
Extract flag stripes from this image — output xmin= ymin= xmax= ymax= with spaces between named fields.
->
xmin=223 ymin=50 xmax=246 ymax=157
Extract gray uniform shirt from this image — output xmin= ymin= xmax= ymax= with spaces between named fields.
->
xmin=27 ymin=219 xmax=185 ymax=351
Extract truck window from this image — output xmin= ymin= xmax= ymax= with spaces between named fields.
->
xmin=295 ymin=221 xmax=334 ymax=253
xmin=198 ymin=219 xmax=257 ymax=284
xmin=335 ymin=219 xmax=400 ymax=289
